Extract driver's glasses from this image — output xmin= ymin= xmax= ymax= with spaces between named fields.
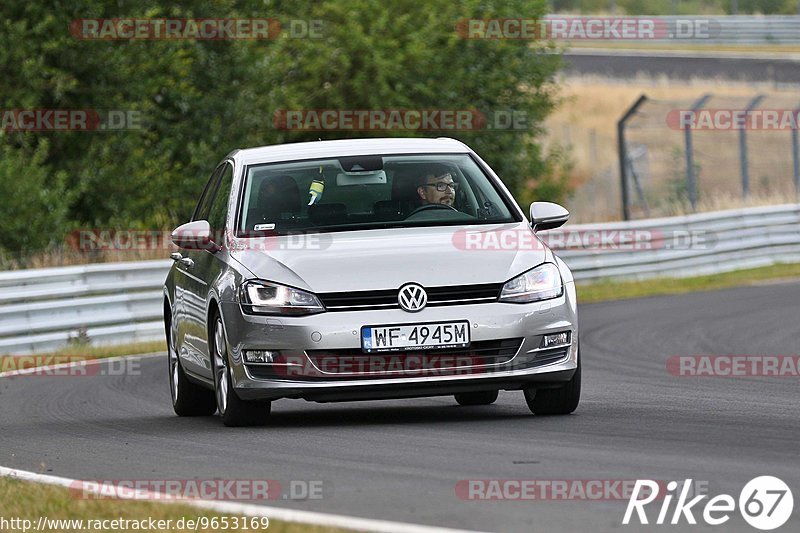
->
xmin=425 ymin=181 xmax=458 ymax=192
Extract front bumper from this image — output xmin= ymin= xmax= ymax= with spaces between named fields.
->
xmin=220 ymin=281 xmax=578 ymax=402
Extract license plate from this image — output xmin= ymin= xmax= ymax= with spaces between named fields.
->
xmin=361 ymin=321 xmax=470 ymax=353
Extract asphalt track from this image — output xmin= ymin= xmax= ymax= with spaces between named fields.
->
xmin=1 ymin=281 xmax=799 ymax=532
xmin=563 ymin=49 xmax=800 ymax=85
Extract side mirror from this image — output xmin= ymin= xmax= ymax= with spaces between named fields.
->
xmin=529 ymin=202 xmax=569 ymax=232
xmin=171 ymin=220 xmax=220 ymax=251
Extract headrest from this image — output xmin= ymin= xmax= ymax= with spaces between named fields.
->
xmin=308 ymin=203 xmax=347 ymax=225
xmin=257 ymin=175 xmax=300 ymax=220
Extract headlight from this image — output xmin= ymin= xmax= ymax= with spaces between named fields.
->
xmin=499 ymin=263 xmax=563 ymax=303
xmin=240 ymin=280 xmax=325 ymax=316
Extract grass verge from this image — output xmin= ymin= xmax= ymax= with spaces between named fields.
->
xmin=577 ymin=262 xmax=800 ymax=303
xmin=0 ymin=340 xmax=166 ymax=368
xmin=0 ymin=477 xmax=350 ymax=533
xmin=47 ymin=340 xmax=167 ymax=358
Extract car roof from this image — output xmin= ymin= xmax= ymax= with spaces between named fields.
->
xmin=229 ymin=137 xmax=472 ymax=166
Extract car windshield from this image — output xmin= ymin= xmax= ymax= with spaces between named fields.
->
xmin=237 ymin=154 xmax=518 ymax=235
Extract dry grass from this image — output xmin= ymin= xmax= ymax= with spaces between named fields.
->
xmin=546 ymin=76 xmax=800 ymax=222
xmin=0 ymin=340 xmax=166 ymax=365
xmin=1 ymin=246 xmax=171 ymax=271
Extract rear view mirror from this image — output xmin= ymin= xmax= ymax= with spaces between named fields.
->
xmin=336 ymin=170 xmax=387 ymax=186
xmin=529 ymin=202 xmax=569 ymax=232
xmin=171 ymin=220 xmax=220 ymax=251
xmin=338 ymin=155 xmax=383 ymax=172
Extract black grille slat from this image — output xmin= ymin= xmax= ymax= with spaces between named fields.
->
xmin=425 ymin=284 xmax=502 ymax=300
xmin=530 ymin=347 xmax=570 ymax=367
xmin=319 ymin=289 xmax=397 ymax=306
xmin=318 ymin=283 xmax=502 ymax=311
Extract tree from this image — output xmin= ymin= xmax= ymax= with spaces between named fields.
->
xmin=259 ymin=0 xmax=564 ymax=206
xmin=0 ymin=140 xmax=69 ymax=254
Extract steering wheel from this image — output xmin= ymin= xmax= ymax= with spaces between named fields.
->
xmin=407 ymin=203 xmax=459 ymax=217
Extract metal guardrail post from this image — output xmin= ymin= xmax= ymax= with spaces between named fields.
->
xmin=618 ymin=94 xmax=647 ymax=221
xmin=684 ymin=94 xmax=712 ymax=212
xmin=739 ymin=94 xmax=765 ymax=199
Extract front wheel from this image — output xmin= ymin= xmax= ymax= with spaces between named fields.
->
xmin=524 ymin=357 xmax=581 ymax=416
xmin=167 ymin=315 xmax=216 ymax=417
xmin=211 ymin=315 xmax=271 ymax=427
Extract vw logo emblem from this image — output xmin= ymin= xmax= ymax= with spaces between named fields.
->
xmin=398 ymin=283 xmax=427 ymax=312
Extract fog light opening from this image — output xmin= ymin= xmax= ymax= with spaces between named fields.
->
xmin=540 ymin=332 xmax=571 ymax=349
xmin=244 ymin=350 xmax=280 ymax=364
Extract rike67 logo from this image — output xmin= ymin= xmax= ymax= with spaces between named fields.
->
xmin=624 ymin=477 xmax=794 ymax=530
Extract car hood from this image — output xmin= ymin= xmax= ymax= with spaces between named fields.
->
xmin=230 ymin=223 xmax=549 ymax=292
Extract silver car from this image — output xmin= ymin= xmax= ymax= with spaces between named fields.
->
xmin=163 ymin=138 xmax=580 ymax=426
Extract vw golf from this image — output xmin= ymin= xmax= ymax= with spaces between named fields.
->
xmin=164 ymin=138 xmax=580 ymax=426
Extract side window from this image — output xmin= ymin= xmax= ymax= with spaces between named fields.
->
xmin=193 ymin=165 xmax=224 ymax=222
xmin=208 ymin=163 xmax=234 ymax=234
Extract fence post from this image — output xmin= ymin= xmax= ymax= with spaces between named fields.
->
xmin=739 ymin=94 xmax=765 ymax=199
xmin=685 ymin=94 xmax=712 ymax=212
xmin=618 ymin=94 xmax=647 ymax=221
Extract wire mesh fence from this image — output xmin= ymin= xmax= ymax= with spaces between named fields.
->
xmin=619 ymin=93 xmax=800 ymax=220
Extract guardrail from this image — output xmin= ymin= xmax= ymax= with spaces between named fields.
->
xmin=0 ymin=260 xmax=169 ymax=354
xmin=556 ymin=204 xmax=800 ymax=280
xmin=1 ymin=204 xmax=799 ymax=354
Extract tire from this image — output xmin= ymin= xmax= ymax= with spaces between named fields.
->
xmin=524 ymin=357 xmax=581 ymax=416
xmin=167 ymin=312 xmax=216 ymax=417
xmin=211 ymin=314 xmax=271 ymax=427
xmin=454 ymin=390 xmax=499 ymax=406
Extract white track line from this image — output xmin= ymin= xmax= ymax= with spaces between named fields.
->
xmin=0 ymin=354 xmax=485 ymax=533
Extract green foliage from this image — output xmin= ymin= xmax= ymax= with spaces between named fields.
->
xmin=732 ymin=0 xmax=798 ymax=14
xmin=259 ymin=0 xmax=565 ymax=208
xmin=0 ymin=0 xmax=567 ymax=256
xmin=0 ymin=140 xmax=70 ymax=253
